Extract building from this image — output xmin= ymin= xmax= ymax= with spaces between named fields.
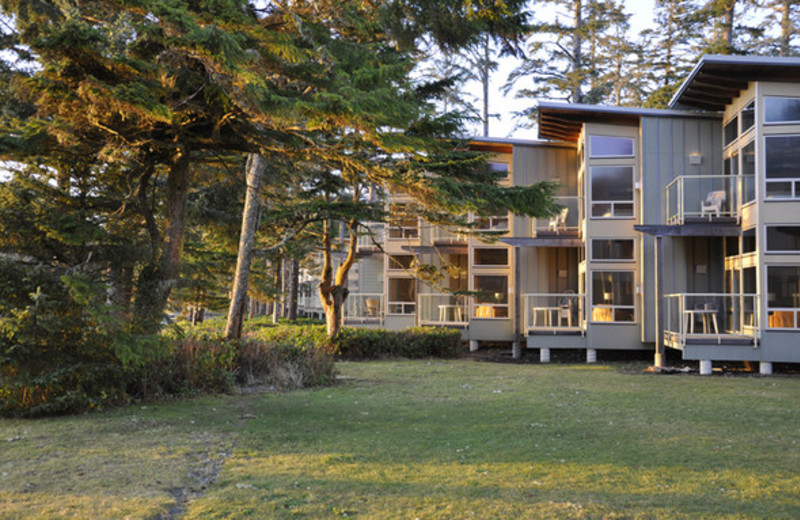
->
xmin=320 ymin=55 xmax=800 ymax=374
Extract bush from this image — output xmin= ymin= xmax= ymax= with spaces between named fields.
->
xmin=329 ymin=326 xmax=464 ymax=360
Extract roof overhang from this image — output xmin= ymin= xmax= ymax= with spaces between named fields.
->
xmin=670 ymin=54 xmax=800 ymax=111
xmin=634 ymin=224 xmax=741 ymax=237
xmin=537 ymin=102 xmax=716 ymax=142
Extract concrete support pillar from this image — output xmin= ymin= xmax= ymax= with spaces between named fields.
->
xmin=586 ymin=348 xmax=597 ymax=363
xmin=699 ymin=359 xmax=712 ymax=375
xmin=469 ymin=340 xmax=479 ymax=352
xmin=654 ymin=352 xmax=664 ymax=369
xmin=512 ymin=341 xmax=521 ymax=359
xmin=759 ymin=362 xmax=773 ymax=375
xmin=540 ymin=348 xmax=551 ymax=363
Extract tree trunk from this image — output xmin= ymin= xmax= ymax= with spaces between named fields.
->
xmin=571 ymin=0 xmax=583 ymax=104
xmin=272 ymin=258 xmax=281 ymax=324
xmin=319 ymin=211 xmax=359 ymax=339
xmin=482 ymin=33 xmax=490 ymax=137
xmin=225 ymin=153 xmax=266 ymax=340
xmin=133 ymin=151 xmax=191 ymax=332
xmin=780 ymin=0 xmax=792 ymax=56
xmin=288 ymin=258 xmax=299 ymax=321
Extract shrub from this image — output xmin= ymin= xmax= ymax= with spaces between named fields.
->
xmin=328 ymin=326 xmax=464 ymax=360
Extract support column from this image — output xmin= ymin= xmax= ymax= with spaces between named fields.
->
xmin=512 ymin=340 xmax=521 ymax=359
xmin=699 ymin=359 xmax=712 ymax=375
xmin=586 ymin=348 xmax=597 ymax=363
xmin=759 ymin=362 xmax=772 ymax=375
xmin=512 ymin=244 xmax=522 ymax=360
xmin=540 ymin=348 xmax=551 ymax=363
xmin=469 ymin=340 xmax=479 ymax=352
xmin=654 ymin=234 xmax=665 ymax=368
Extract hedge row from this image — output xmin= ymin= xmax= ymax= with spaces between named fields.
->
xmin=328 ymin=326 xmax=464 ymax=360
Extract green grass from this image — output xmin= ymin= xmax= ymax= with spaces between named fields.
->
xmin=2 ymin=360 xmax=799 ymax=519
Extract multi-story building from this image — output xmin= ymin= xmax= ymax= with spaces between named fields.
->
xmin=328 ymin=55 xmax=800 ymax=374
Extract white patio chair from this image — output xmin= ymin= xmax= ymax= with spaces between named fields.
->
xmin=700 ymin=190 xmax=726 ymax=219
xmin=548 ymin=207 xmax=569 ymax=233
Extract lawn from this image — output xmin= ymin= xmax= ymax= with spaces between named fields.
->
xmin=1 ymin=359 xmax=799 ymax=519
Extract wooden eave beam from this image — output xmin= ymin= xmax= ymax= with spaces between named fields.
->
xmin=677 ymin=96 xmax=725 ymax=111
xmin=695 ymin=72 xmax=749 ymax=90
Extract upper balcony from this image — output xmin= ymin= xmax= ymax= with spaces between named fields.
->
xmin=356 ymin=222 xmax=385 ymax=252
xmin=531 ymin=196 xmax=581 ymax=238
xmin=666 ymin=174 xmax=755 ymax=226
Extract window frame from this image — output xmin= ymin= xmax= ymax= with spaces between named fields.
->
xmin=764 ymin=96 xmax=800 ymax=125
xmin=589 ymin=165 xmax=635 ymax=219
xmin=472 ymin=213 xmax=510 ymax=232
xmin=387 ymin=276 xmax=416 ymax=315
xmin=764 ymin=134 xmax=800 ymax=200
xmin=766 ymin=265 xmax=800 ymax=329
xmin=588 ymin=135 xmax=635 ymax=159
xmin=590 ymin=239 xmax=636 ymax=262
xmin=765 ymin=226 xmax=800 ymax=254
xmin=472 ymin=274 xmax=510 ymax=319
xmin=590 ymin=270 xmax=636 ymax=323
xmin=473 ymin=247 xmax=510 ymax=267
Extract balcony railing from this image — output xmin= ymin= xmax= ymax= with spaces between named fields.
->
xmin=344 ymin=293 xmax=383 ymax=322
xmin=357 ymin=222 xmax=385 ymax=250
xmin=664 ymin=293 xmax=759 ymax=348
xmin=418 ymin=293 xmax=468 ymax=326
xmin=431 ymin=225 xmax=468 ymax=243
xmin=532 ymin=196 xmax=581 ymax=237
xmin=523 ymin=293 xmax=585 ymax=333
xmin=666 ymin=174 xmax=754 ymax=225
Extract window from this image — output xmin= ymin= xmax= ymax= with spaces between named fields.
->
xmin=724 ymin=153 xmax=739 ymax=175
xmin=767 ymin=226 xmax=800 ymax=252
xmin=765 ymin=97 xmax=800 ymax=124
xmin=724 ymin=116 xmax=738 ymax=147
xmin=765 ymin=135 xmax=800 ymax=198
xmin=767 ymin=266 xmax=800 ymax=329
xmin=589 ymin=136 xmax=634 ymax=158
xmin=743 ymin=228 xmax=756 ymax=254
xmin=388 ymin=255 xmax=414 ymax=270
xmin=741 ymin=101 xmax=755 ymax=132
xmin=590 ymin=166 xmax=634 ymax=218
xmin=473 ymin=275 xmax=509 ymax=318
xmin=591 ymin=271 xmax=635 ymax=322
xmin=474 ymin=248 xmax=508 ymax=266
xmin=388 ymin=204 xmax=419 ymax=239
xmin=474 ymin=214 xmax=509 ymax=231
xmin=591 ymin=239 xmax=634 ymax=261
xmin=388 ymin=277 xmax=415 ymax=314
xmin=487 ymin=162 xmax=510 ymax=179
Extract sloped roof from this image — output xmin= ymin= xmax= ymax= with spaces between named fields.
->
xmin=670 ymin=54 xmax=800 ymax=111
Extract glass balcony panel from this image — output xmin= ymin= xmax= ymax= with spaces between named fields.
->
xmin=418 ymin=294 xmax=468 ymax=325
xmin=665 ymin=175 xmax=752 ymax=225
xmin=532 ymin=196 xmax=580 ymax=236
xmin=663 ymin=293 xmax=759 ymax=348
xmin=523 ymin=293 xmax=585 ymax=332
xmin=344 ymin=293 xmax=383 ymax=321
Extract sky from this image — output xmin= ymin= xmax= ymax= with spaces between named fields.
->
xmin=478 ymin=0 xmax=656 ymax=139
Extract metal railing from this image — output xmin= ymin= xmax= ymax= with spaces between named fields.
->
xmin=532 ymin=196 xmax=581 ymax=236
xmin=666 ymin=174 xmax=754 ymax=225
xmin=418 ymin=293 xmax=469 ymax=325
xmin=431 ymin=225 xmax=468 ymax=243
xmin=357 ymin=222 xmax=385 ymax=249
xmin=523 ymin=293 xmax=585 ymax=333
xmin=344 ymin=293 xmax=383 ymax=321
xmin=664 ymin=293 xmax=759 ymax=347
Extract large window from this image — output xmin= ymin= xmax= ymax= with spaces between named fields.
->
xmin=591 ymin=271 xmax=635 ymax=322
xmin=590 ymin=166 xmax=634 ymax=218
xmin=388 ymin=255 xmax=414 ymax=270
xmin=766 ymin=226 xmax=800 ymax=252
xmin=741 ymin=101 xmax=755 ymax=132
xmin=474 ymin=214 xmax=510 ymax=231
xmin=591 ymin=239 xmax=634 ymax=261
xmin=765 ymin=135 xmax=800 ymax=198
xmin=767 ymin=266 xmax=800 ymax=329
xmin=388 ymin=204 xmax=419 ymax=239
xmin=388 ymin=277 xmax=415 ymax=314
xmin=765 ymin=97 xmax=800 ymax=124
xmin=473 ymin=275 xmax=509 ymax=318
xmin=487 ymin=161 xmax=510 ymax=180
xmin=589 ymin=136 xmax=634 ymax=158
xmin=474 ymin=248 xmax=509 ymax=266
xmin=724 ymin=116 xmax=738 ymax=147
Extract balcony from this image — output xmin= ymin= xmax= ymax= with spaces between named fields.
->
xmin=418 ymin=293 xmax=468 ymax=326
xmin=663 ymin=293 xmax=759 ymax=348
xmin=532 ymin=196 xmax=581 ymax=237
xmin=431 ymin=225 xmax=467 ymax=244
xmin=666 ymin=175 xmax=754 ymax=225
xmin=357 ymin=222 xmax=385 ymax=251
xmin=343 ymin=293 xmax=383 ymax=323
xmin=523 ymin=293 xmax=585 ymax=334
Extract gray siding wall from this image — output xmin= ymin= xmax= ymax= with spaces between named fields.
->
xmin=639 ymin=116 xmax=723 ymax=342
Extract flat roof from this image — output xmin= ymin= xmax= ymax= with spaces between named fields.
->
xmin=537 ymin=102 xmax=718 ymax=142
xmin=670 ymin=54 xmax=800 ymax=111
xmin=468 ymin=136 xmax=575 ymax=152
